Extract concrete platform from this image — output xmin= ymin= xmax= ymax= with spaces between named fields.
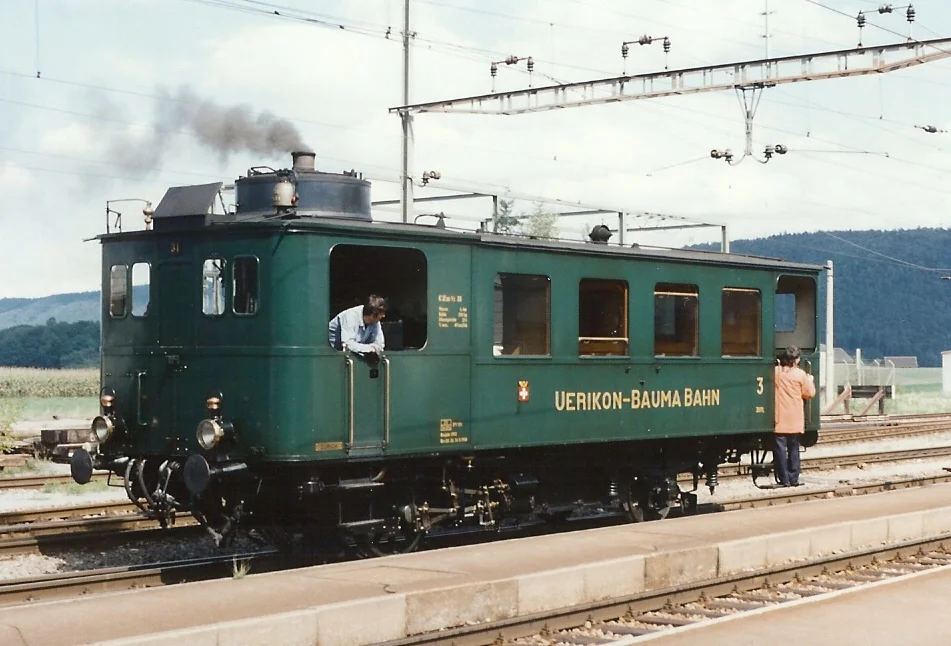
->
xmin=2 ymin=484 xmax=951 ymax=646
xmin=642 ymin=563 xmax=951 ymax=645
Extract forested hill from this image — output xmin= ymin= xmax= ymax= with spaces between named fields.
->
xmin=692 ymin=227 xmax=951 ymax=367
xmin=0 ymin=291 xmax=98 ymax=330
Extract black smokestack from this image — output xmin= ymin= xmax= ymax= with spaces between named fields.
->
xmin=156 ymin=85 xmax=308 ymax=159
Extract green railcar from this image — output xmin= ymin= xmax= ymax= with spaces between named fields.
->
xmin=72 ymin=153 xmax=822 ymax=551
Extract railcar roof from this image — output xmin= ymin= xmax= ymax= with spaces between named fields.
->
xmin=101 ymin=214 xmax=824 ymax=273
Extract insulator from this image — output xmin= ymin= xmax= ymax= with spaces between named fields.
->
xmin=505 ymin=55 xmax=518 ymax=65
xmin=906 ymin=5 xmax=915 ymax=22
xmin=621 ymin=42 xmax=629 ymax=58
xmin=527 ymin=56 xmax=534 ymax=72
xmin=490 ymin=62 xmax=497 ymax=77
xmin=764 ymin=144 xmax=775 ymax=158
xmin=878 ymin=3 xmax=893 ymax=14
xmin=662 ymin=37 xmax=670 ymax=53
xmin=638 ymin=34 xmax=652 ymax=45
xmin=775 ymin=143 xmax=788 ymax=155
xmin=607 ymin=480 xmax=619 ymax=499
xmin=857 ymin=12 xmax=866 ymax=28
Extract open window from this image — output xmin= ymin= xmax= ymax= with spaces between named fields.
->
xmin=109 ymin=265 xmax=128 ymax=318
xmin=722 ymin=288 xmax=761 ymax=357
xmin=775 ymin=275 xmax=816 ymax=354
xmin=329 ymin=245 xmax=428 ymax=351
xmin=202 ymin=258 xmax=226 ymax=316
xmin=654 ymin=282 xmax=698 ymax=356
xmin=494 ymin=273 xmax=551 ymax=356
xmin=579 ymin=278 xmax=628 ymax=356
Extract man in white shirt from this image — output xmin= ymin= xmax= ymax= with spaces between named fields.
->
xmin=328 ymin=295 xmax=388 ymax=355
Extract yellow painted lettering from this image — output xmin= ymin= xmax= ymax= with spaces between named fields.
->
xmin=566 ymin=392 xmax=576 ymax=411
xmin=577 ymin=392 xmax=588 ymax=411
xmin=591 ymin=392 xmax=601 ymax=410
xmin=631 ymin=390 xmax=640 ymax=409
xmin=672 ymin=390 xmax=681 ymax=407
xmin=684 ymin=388 xmax=692 ymax=407
xmin=612 ymin=392 xmax=622 ymax=409
xmin=555 ymin=391 xmax=566 ymax=411
xmin=712 ymin=389 xmax=720 ymax=406
xmin=641 ymin=390 xmax=652 ymax=409
xmin=661 ymin=390 xmax=672 ymax=407
xmin=650 ymin=391 xmax=661 ymax=408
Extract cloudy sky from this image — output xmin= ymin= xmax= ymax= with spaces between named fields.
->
xmin=1 ymin=0 xmax=950 ymax=298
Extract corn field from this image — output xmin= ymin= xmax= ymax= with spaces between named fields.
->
xmin=0 ymin=367 xmax=99 ymax=398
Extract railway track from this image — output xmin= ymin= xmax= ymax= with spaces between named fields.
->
xmin=382 ymin=534 xmax=951 ymax=646
xmin=0 ymin=511 xmax=199 ymax=557
xmin=0 ymin=473 xmax=106 ymax=490
xmin=0 ymin=550 xmax=282 ymax=606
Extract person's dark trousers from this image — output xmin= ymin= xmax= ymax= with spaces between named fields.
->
xmin=774 ymin=434 xmax=802 ymax=486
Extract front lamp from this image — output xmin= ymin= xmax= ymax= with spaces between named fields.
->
xmin=197 ymin=418 xmax=233 ymax=450
xmin=92 ymin=415 xmax=115 ymax=443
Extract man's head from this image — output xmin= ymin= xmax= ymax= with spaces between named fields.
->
xmin=781 ymin=345 xmax=801 ymax=367
xmin=362 ymin=295 xmax=388 ymax=325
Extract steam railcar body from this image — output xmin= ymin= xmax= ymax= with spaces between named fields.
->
xmin=72 ymin=152 xmax=822 ymax=551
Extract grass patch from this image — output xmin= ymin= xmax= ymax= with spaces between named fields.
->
xmin=21 ymin=397 xmax=99 ymax=420
xmin=232 ymin=557 xmax=252 ymax=579
xmin=40 ymin=480 xmax=109 ymax=495
xmin=0 ymin=458 xmax=45 ymax=478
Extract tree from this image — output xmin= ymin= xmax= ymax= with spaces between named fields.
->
xmin=518 ymin=202 xmax=559 ymax=240
xmin=492 ymin=198 xmax=520 ymax=234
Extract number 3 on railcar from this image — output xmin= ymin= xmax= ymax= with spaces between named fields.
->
xmin=70 ymin=152 xmax=822 ymax=553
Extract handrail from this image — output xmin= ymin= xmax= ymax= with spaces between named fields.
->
xmin=344 ymin=356 xmax=354 ymax=451
xmin=135 ymin=371 xmax=147 ymax=427
xmin=382 ymin=356 xmax=391 ymax=449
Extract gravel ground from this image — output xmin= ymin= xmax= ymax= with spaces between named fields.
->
xmin=0 ymin=433 xmax=950 ymax=581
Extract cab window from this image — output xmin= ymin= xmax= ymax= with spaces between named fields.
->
xmin=329 ymin=244 xmax=428 ymax=351
xmin=202 ymin=258 xmax=226 ymax=316
xmin=654 ymin=282 xmax=698 ymax=356
xmin=233 ymin=257 xmax=259 ymax=315
xmin=131 ymin=262 xmax=151 ymax=317
xmin=109 ymin=265 xmax=128 ymax=318
xmin=776 ymin=275 xmax=817 ymax=353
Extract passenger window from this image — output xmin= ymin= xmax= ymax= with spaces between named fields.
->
xmin=109 ymin=265 xmax=128 ymax=318
xmin=654 ymin=282 xmax=698 ymax=356
xmin=579 ymin=279 xmax=628 ymax=356
xmin=329 ymin=245 xmax=428 ymax=351
xmin=494 ymin=273 xmax=551 ymax=356
xmin=131 ymin=263 xmax=151 ymax=317
xmin=722 ymin=288 xmax=761 ymax=357
xmin=202 ymin=258 xmax=226 ymax=316
xmin=233 ymin=257 xmax=259 ymax=315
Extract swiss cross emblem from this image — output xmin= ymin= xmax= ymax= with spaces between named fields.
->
xmin=517 ymin=380 xmax=530 ymax=403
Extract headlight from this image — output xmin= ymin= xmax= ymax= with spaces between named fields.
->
xmin=197 ymin=419 xmax=225 ymax=450
xmin=92 ymin=415 xmax=114 ymax=443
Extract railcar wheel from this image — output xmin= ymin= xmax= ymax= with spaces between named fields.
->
xmin=353 ymin=525 xmax=422 ymax=558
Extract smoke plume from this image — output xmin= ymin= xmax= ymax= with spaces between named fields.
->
xmin=156 ymin=85 xmax=309 ymax=159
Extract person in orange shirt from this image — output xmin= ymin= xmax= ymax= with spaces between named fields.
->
xmin=774 ymin=345 xmax=816 ymax=487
